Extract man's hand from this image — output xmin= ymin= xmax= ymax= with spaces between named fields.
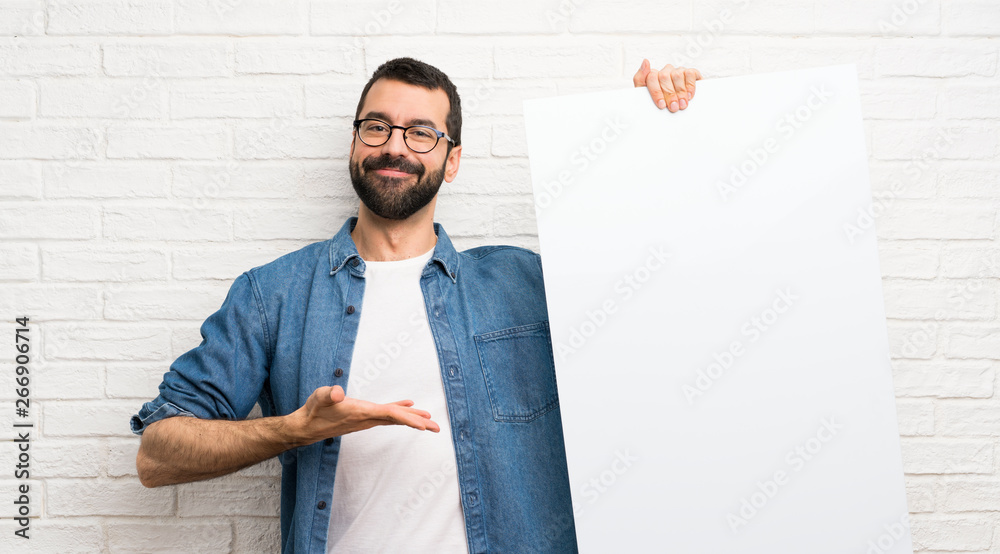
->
xmin=633 ymin=59 xmax=703 ymax=113
xmin=288 ymin=385 xmax=440 ymax=444
xmin=137 ymin=386 xmax=439 ymax=488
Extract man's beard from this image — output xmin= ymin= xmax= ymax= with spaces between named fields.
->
xmin=349 ymin=153 xmax=446 ymax=220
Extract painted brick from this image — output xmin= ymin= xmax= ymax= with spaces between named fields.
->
xmin=43 ymin=324 xmax=171 ymax=362
xmin=948 ymin=326 xmax=1000 ymax=360
xmin=42 ymin=245 xmax=168 ymax=282
xmin=942 ymin=82 xmax=1000 ymax=119
xmin=0 ymin=41 xmax=99 ymax=76
xmin=0 ymin=243 xmax=38 ymax=281
xmin=106 ymin=124 xmax=228 ymax=160
xmin=173 ymin=161 xmax=345 ymax=200
xmin=46 ymin=479 xmax=174 ymax=516
xmin=0 ymin=79 xmax=36 ymax=118
xmin=170 ymin=84 xmax=303 ymax=119
xmin=875 ymin=40 xmax=998 ymax=77
xmin=104 ymin=284 xmax=230 ymax=321
xmin=448 ymin=158 xmax=532 ymax=196
xmin=312 ymin=0 xmax=434 ymax=35
xmin=171 ymin=243 xmax=302 ymax=280
xmin=177 ymin=478 xmax=281 ymax=517
xmin=107 ymin=522 xmax=233 ymax=553
xmin=882 ymin=280 xmax=995 ymax=320
xmin=103 ymin=40 xmax=232 ymax=77
xmin=44 ymin=401 xmax=146 ymax=437
xmin=876 ymin=201 xmax=995 ymax=240
xmin=0 ymin=124 xmax=101 ymax=160
xmin=815 ymin=0 xmax=940 ymax=36
xmin=695 ymin=0 xmax=809 ymax=34
xmin=900 ymin=439 xmax=994 ymax=474
xmin=887 ymin=321 xmax=939 ymax=359
xmin=0 ymin=283 xmax=103 ymax=321
xmin=0 ymin=204 xmax=98 ymax=239
xmin=892 ymin=360 xmax=994 ymax=398
xmin=495 ymin=41 xmax=620 ymax=79
xmin=363 ymin=37 xmax=495 ymax=80
xmin=0 ymin=1 xmax=45 ymax=37
xmin=909 ymin=515 xmax=993 ymax=551
xmin=174 ymin=0 xmax=307 ymax=35
xmin=103 ymin=205 xmax=232 ymax=242
xmin=234 ymin=121 xmax=346 ymax=159
xmin=937 ymin=163 xmax=1000 ymax=198
xmin=105 ymin=363 xmax=169 ymax=400
xmin=437 ymin=0 xmax=569 ymax=34
xmin=47 ymin=0 xmax=173 ymax=35
xmin=234 ymin=204 xmax=354 ymax=240
xmin=42 ymin=162 xmax=171 ymax=199
xmin=941 ymin=246 xmax=1000 ymax=281
xmin=233 ymin=517 xmax=281 ymax=552
xmin=942 ymin=0 xmax=1000 ymax=36
xmin=39 ymin=78 xmax=164 ymax=119
xmin=32 ymin=438 xmax=105 ymax=477
xmin=877 ymin=243 xmax=939 ymax=279
xmin=0 ymin=161 xmax=42 ymax=200
xmin=895 ymin=399 xmax=934 ymax=436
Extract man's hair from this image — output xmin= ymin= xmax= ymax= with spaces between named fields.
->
xmin=354 ymin=57 xmax=462 ymax=148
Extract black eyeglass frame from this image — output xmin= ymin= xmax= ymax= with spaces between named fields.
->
xmin=352 ymin=118 xmax=456 ymax=154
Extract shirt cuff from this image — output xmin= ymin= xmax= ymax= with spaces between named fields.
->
xmin=130 ymin=400 xmax=196 ymax=435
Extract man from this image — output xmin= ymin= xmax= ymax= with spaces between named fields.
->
xmin=132 ymin=57 xmax=701 ymax=553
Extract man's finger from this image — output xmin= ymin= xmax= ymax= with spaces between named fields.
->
xmin=309 ymin=385 xmax=336 ymax=407
xmin=684 ymin=68 xmax=701 ymax=100
xmin=670 ymin=69 xmax=688 ymax=109
xmin=632 ymin=58 xmax=650 ymax=88
xmin=645 ymin=68 xmax=666 ymax=109
xmin=656 ymin=70 xmax=679 ymax=112
xmin=379 ymin=405 xmax=440 ymax=432
xmin=328 ymin=385 xmax=346 ymax=404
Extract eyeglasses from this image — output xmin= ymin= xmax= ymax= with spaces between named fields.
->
xmin=353 ymin=118 xmax=455 ymax=154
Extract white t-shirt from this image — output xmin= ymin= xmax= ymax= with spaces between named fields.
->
xmin=326 ymin=245 xmax=469 ymax=553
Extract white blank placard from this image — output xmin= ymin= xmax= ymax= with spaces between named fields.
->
xmin=523 ymin=65 xmax=912 ymax=553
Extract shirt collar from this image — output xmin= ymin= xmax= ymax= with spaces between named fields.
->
xmin=328 ymin=216 xmax=459 ymax=283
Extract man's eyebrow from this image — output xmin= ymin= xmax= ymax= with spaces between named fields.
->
xmin=362 ymin=111 xmax=442 ymax=129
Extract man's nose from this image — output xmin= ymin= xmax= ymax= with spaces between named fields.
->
xmin=381 ymin=128 xmax=410 ymax=156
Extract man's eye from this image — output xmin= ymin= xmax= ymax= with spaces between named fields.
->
xmin=410 ymin=128 xmax=434 ymax=139
xmin=367 ymin=123 xmax=388 ymax=132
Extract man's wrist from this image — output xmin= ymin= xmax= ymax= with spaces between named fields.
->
xmin=276 ymin=409 xmax=317 ymax=449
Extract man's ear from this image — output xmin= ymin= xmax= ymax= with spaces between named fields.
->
xmin=444 ymin=145 xmax=462 ymax=183
xmin=349 ymin=134 xmax=355 ymax=158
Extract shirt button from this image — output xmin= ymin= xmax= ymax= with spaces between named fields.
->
xmin=334 ymin=368 xmax=343 ymax=378
xmin=324 ymin=438 xmax=334 ymax=446
xmin=450 ymin=271 xmax=456 ymax=279
xmin=459 ymin=430 xmax=465 ymax=441
xmin=317 ymin=501 xmax=327 ymax=509
xmin=350 ymin=258 xmax=359 ymax=267
xmin=468 ymin=492 xmax=478 ymax=506
xmin=346 ymin=305 xmax=355 ymax=314
xmin=448 ymin=366 xmax=456 ymax=377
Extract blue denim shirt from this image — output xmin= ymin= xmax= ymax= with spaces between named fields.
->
xmin=131 ymin=216 xmax=578 ymax=553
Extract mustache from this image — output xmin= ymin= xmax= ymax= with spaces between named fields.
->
xmin=362 ymin=155 xmax=423 ymax=175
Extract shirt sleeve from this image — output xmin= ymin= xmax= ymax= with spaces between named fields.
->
xmin=130 ymin=271 xmax=271 ymax=435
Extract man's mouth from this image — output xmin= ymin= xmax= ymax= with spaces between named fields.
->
xmin=374 ymin=168 xmax=413 ymax=178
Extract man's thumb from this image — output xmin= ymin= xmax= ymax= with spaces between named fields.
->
xmin=329 ymin=385 xmax=346 ymax=404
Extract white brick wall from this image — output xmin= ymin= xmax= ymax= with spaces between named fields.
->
xmin=0 ymin=1 xmax=996 ymax=552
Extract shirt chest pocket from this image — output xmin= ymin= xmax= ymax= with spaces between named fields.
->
xmin=474 ymin=321 xmax=560 ymax=423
